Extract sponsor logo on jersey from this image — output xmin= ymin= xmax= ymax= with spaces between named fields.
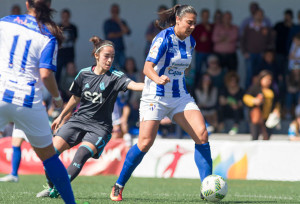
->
xmin=84 ymin=91 xmax=103 ymax=104
xmin=100 ymin=82 xmax=105 ymax=91
xmin=168 ymin=68 xmax=182 ymax=76
xmin=149 ymin=37 xmax=163 ymax=59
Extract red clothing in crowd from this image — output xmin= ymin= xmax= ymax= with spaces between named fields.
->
xmin=192 ymin=23 xmax=214 ymax=53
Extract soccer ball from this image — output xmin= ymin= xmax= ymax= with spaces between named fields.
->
xmin=201 ymin=175 xmax=228 ymax=202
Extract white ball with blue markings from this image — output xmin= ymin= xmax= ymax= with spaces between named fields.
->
xmin=201 ymin=175 xmax=228 ymax=202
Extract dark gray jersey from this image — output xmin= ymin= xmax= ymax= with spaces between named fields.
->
xmin=69 ymin=66 xmax=132 ymax=131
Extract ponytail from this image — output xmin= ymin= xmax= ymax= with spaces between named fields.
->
xmin=27 ymin=0 xmax=64 ymax=46
xmin=89 ymin=36 xmax=114 ymax=56
xmin=155 ymin=4 xmax=197 ymax=30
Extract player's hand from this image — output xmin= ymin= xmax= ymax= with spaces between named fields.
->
xmin=51 ymin=116 xmax=62 ymax=132
xmin=156 ymin=75 xmax=170 ymax=85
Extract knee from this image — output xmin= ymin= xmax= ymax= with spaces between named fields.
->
xmin=195 ymin=126 xmax=208 ymax=144
xmin=137 ymin=138 xmax=154 ymax=152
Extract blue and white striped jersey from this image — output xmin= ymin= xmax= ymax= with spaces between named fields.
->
xmin=143 ymin=26 xmax=195 ymax=98
xmin=0 ymin=15 xmax=58 ymax=109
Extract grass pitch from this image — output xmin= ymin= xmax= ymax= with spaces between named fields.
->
xmin=0 ymin=174 xmax=299 ymax=203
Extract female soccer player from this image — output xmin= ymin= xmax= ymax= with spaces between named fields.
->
xmin=37 ymin=36 xmax=144 ymax=198
xmin=0 ymin=0 xmax=75 ymax=203
xmin=110 ymin=4 xmax=212 ymax=201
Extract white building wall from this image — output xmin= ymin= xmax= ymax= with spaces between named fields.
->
xmin=0 ymin=0 xmax=299 ymax=72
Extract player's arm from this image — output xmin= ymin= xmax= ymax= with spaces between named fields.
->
xmin=40 ymin=68 xmax=63 ymax=108
xmin=127 ymin=81 xmax=144 ymax=91
xmin=143 ymin=61 xmax=170 ymax=85
xmin=51 ymin=95 xmax=80 ymax=131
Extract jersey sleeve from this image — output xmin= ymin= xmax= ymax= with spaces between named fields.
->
xmin=69 ymin=71 xmax=83 ymax=97
xmin=146 ymin=30 xmax=168 ymax=64
xmin=39 ymin=37 xmax=58 ymax=71
xmin=115 ymin=73 xmax=132 ymax=92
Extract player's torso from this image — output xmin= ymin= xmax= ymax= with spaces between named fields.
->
xmin=0 ymin=15 xmax=54 ymax=109
xmin=75 ymin=68 xmax=120 ymax=122
xmin=144 ymin=31 xmax=194 ymax=98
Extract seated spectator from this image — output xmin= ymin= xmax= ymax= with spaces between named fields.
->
xmin=288 ymin=33 xmax=300 ymax=71
xmin=243 ymin=70 xmax=280 ymax=140
xmin=288 ymin=104 xmax=300 ymax=141
xmin=212 ymin=11 xmax=239 ymax=71
xmin=206 ymin=55 xmax=226 ymax=90
xmin=218 ymin=72 xmax=244 ymax=135
xmin=285 ymin=68 xmax=300 ymax=119
xmin=123 ymin=57 xmax=139 ymax=81
xmin=59 ymin=62 xmax=78 ymax=102
xmin=194 ymin=73 xmax=218 ymax=131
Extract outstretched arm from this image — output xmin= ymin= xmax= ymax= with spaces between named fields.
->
xmin=127 ymin=81 xmax=144 ymax=91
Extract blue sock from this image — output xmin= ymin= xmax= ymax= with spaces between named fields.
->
xmin=11 ymin=146 xmax=21 ymax=177
xmin=195 ymin=143 xmax=212 ymax=182
xmin=116 ymin=144 xmax=146 ymax=186
xmin=43 ymin=154 xmax=75 ymax=204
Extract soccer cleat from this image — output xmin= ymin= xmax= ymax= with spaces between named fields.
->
xmin=49 ymin=187 xmax=60 ymax=198
xmin=0 ymin=174 xmax=19 ymax=182
xmin=110 ymin=184 xmax=124 ymax=201
xmin=36 ymin=188 xmax=51 ymax=198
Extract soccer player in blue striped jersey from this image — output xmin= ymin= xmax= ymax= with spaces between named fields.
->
xmin=111 ymin=5 xmax=212 ymax=201
xmin=0 ymin=0 xmax=75 ymax=203
xmin=36 ymin=36 xmax=144 ymax=198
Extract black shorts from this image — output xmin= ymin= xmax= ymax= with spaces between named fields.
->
xmin=55 ymin=120 xmax=112 ymax=159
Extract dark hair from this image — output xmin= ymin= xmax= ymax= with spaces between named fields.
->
xmin=201 ymin=8 xmax=210 ymax=15
xmin=27 ymin=0 xmax=63 ymax=46
xmin=61 ymin=8 xmax=71 ymax=16
xmin=89 ymin=36 xmax=114 ymax=56
xmin=158 ymin=5 xmax=168 ymax=12
xmin=285 ymin=9 xmax=293 ymax=18
xmin=155 ymin=4 xmax=197 ymax=30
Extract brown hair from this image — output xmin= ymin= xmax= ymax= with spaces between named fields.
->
xmin=89 ymin=36 xmax=114 ymax=56
xmin=258 ymin=69 xmax=273 ymax=86
xmin=224 ymin=71 xmax=240 ymax=87
xmin=155 ymin=4 xmax=197 ymax=30
xmin=27 ymin=0 xmax=63 ymax=46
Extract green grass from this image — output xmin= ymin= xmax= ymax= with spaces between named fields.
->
xmin=0 ymin=174 xmax=299 ymax=203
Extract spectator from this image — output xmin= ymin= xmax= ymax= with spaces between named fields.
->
xmin=258 ymin=49 xmax=281 ymax=83
xmin=194 ymin=73 xmax=218 ymax=131
xmin=274 ymin=9 xmax=294 ymax=75
xmin=191 ymin=9 xmax=214 ymax=85
xmin=144 ymin=5 xmax=168 ymax=58
xmin=59 ymin=62 xmax=78 ymax=102
xmin=206 ymin=55 xmax=226 ymax=90
xmin=218 ymin=72 xmax=244 ymax=135
xmin=241 ymin=9 xmax=275 ymax=88
xmin=243 ymin=70 xmax=280 ymax=140
xmin=288 ymin=104 xmax=300 ymax=141
xmin=285 ymin=67 xmax=300 ymax=119
xmin=212 ymin=11 xmax=239 ymax=71
xmin=104 ymin=4 xmax=131 ymax=69
xmin=239 ymin=1 xmax=272 ymax=36
xmin=287 ymin=11 xmax=300 ymax=51
xmin=11 ymin=4 xmax=21 ymax=15
xmin=56 ymin=9 xmax=78 ymax=85
xmin=213 ymin=9 xmax=223 ymax=26
xmin=288 ymin=33 xmax=300 ymax=71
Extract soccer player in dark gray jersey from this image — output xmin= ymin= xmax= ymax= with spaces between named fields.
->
xmin=69 ymin=65 xmax=132 ymax=132
xmin=37 ymin=36 xmax=144 ymax=198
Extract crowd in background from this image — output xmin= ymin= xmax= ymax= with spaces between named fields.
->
xmin=2 ymin=2 xmax=300 ymax=141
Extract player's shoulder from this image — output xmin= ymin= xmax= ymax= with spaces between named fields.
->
xmin=75 ymin=66 xmax=92 ymax=79
xmin=109 ymin=67 xmax=125 ymax=78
